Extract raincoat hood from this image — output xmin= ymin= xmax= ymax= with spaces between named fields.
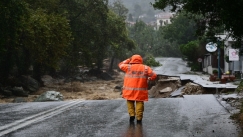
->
xmin=130 ymin=54 xmax=143 ymax=64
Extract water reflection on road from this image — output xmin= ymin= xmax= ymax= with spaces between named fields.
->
xmin=122 ymin=123 xmax=146 ymax=137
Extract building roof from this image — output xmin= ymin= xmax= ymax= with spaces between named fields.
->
xmin=155 ymin=12 xmax=174 ymax=19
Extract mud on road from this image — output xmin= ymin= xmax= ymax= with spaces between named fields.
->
xmin=0 ymin=71 xmax=217 ymax=103
xmin=0 ymin=71 xmax=124 ymax=103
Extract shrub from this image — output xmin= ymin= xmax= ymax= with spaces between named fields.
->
xmin=213 ymin=70 xmax=218 ymax=74
xmin=187 ymin=62 xmax=200 ymax=71
xmin=144 ymin=55 xmax=161 ymax=67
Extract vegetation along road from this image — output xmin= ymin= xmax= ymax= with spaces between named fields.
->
xmin=1 ymin=0 xmax=243 ymax=136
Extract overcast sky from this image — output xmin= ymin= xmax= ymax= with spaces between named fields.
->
xmin=108 ymin=0 xmax=165 ymax=14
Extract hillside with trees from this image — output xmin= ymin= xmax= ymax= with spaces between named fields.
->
xmin=109 ymin=0 xmax=171 ymax=23
xmin=0 ymin=0 xmax=203 ymax=98
xmin=153 ymin=0 xmax=243 ymax=48
xmin=0 ymin=0 xmax=135 ymax=86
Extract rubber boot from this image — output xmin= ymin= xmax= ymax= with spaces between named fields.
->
xmin=137 ymin=120 xmax=142 ymax=124
xmin=130 ymin=116 xmax=135 ymax=123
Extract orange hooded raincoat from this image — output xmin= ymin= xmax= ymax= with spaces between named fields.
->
xmin=118 ymin=55 xmax=157 ymax=101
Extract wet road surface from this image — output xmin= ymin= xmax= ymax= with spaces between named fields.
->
xmin=154 ymin=58 xmax=190 ymax=76
xmin=0 ymin=95 xmax=240 ymax=137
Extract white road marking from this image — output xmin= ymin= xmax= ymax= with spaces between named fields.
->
xmin=0 ymin=101 xmax=82 ymax=136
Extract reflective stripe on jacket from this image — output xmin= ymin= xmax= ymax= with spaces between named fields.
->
xmin=118 ymin=55 xmax=157 ymax=101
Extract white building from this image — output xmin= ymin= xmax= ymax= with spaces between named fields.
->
xmin=155 ymin=12 xmax=174 ymax=30
xmin=217 ymin=33 xmax=242 ymax=78
xmin=203 ymin=32 xmax=242 ymax=78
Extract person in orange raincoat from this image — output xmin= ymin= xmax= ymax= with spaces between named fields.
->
xmin=118 ymin=54 xmax=157 ymax=124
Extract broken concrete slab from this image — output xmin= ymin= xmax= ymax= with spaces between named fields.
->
xmin=159 ymin=87 xmax=173 ymax=93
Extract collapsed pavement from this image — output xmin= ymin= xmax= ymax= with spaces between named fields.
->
xmin=1 ymin=68 xmax=242 ymax=115
xmin=149 ymin=75 xmax=207 ymax=98
xmin=149 ymin=74 xmax=243 ymax=115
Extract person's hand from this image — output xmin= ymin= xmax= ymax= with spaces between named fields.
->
xmin=147 ymin=77 xmax=151 ymax=83
xmin=147 ymin=78 xmax=151 ymax=84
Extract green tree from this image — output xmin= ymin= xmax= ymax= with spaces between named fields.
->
xmin=128 ymin=21 xmax=154 ymax=56
xmin=143 ymin=54 xmax=161 ymax=67
xmin=109 ymin=0 xmax=128 ymax=19
xmin=180 ymin=40 xmax=199 ymax=62
xmin=58 ymin=0 xmax=109 ymax=72
xmin=108 ymin=3 xmax=135 ymax=71
xmin=60 ymin=0 xmax=134 ymax=73
xmin=0 ymin=0 xmax=136 ymax=84
xmin=162 ymin=11 xmax=197 ymax=45
xmin=0 ymin=0 xmax=28 ymax=83
xmin=152 ymin=0 xmax=243 ymax=48
xmin=19 ymin=8 xmax=72 ymax=81
xmin=152 ymin=11 xmax=198 ymax=57
xmin=156 ymin=32 xmax=182 ymax=57
xmin=0 ymin=0 xmax=72 ymax=82
xmin=127 ymin=20 xmax=180 ymax=57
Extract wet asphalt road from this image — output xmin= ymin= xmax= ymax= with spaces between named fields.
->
xmin=153 ymin=57 xmax=191 ymax=76
xmin=0 ymin=95 xmax=240 ymax=137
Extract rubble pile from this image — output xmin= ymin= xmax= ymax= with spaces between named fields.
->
xmin=181 ymin=82 xmax=205 ymax=95
xmin=149 ymin=76 xmax=207 ymax=98
xmin=149 ymin=77 xmax=181 ymax=98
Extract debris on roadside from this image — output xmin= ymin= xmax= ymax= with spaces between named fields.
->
xmin=149 ymin=76 xmax=181 ymax=98
xmin=181 ymin=82 xmax=205 ymax=95
xmin=149 ymin=76 xmax=206 ymax=98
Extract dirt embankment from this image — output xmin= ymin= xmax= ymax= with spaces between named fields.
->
xmin=0 ymin=71 xmax=125 ymax=103
xmin=0 ymin=70 xmax=213 ymax=104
